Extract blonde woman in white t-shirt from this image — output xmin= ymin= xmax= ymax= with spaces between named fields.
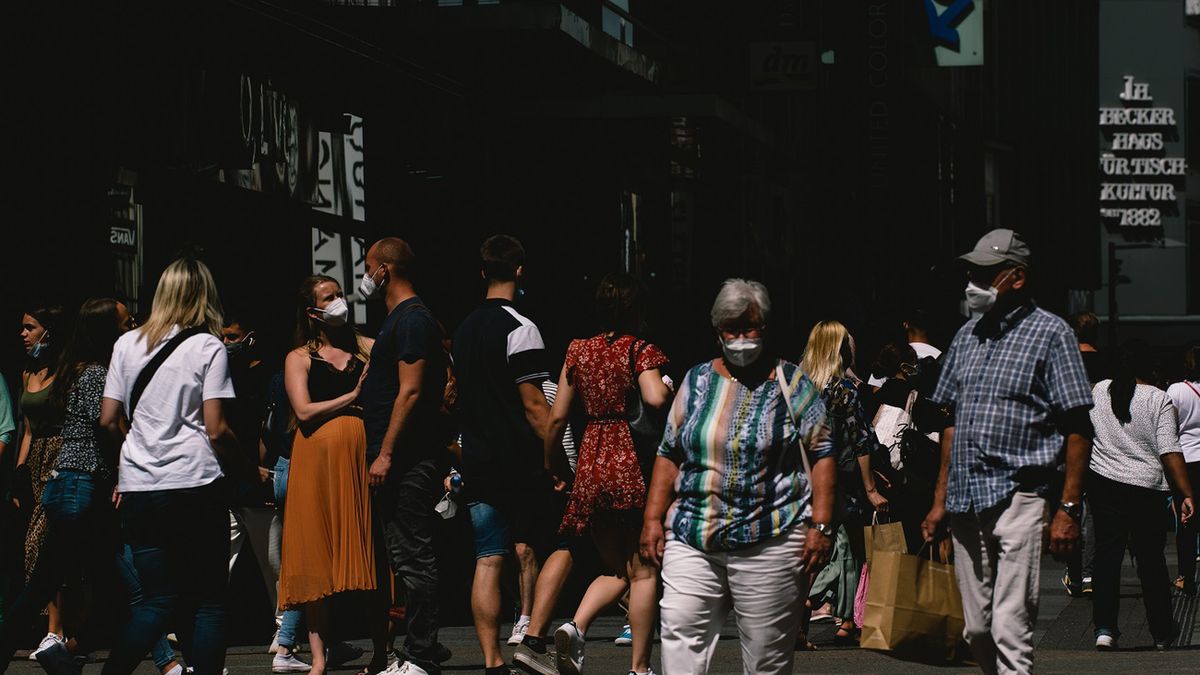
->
xmin=99 ymin=258 xmax=246 ymax=675
xmin=1170 ymin=345 xmax=1200 ymax=596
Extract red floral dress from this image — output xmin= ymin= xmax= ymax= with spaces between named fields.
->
xmin=559 ymin=334 xmax=669 ymax=535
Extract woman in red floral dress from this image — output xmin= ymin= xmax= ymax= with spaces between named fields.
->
xmin=545 ymin=272 xmax=671 ymax=675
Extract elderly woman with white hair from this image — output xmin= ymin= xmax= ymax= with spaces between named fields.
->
xmin=639 ymin=279 xmax=838 ymax=674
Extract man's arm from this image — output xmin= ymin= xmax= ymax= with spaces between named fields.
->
xmin=1049 ymin=429 xmax=1091 ymax=557
xmin=369 ymin=359 xmax=426 ymax=486
xmin=518 ymin=381 xmax=551 ymax=442
xmin=922 ymin=426 xmax=955 ymax=542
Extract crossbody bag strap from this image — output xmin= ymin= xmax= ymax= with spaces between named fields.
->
xmin=128 ymin=327 xmax=206 ymax=419
xmin=1186 ymin=381 xmax=1200 ymax=401
xmin=775 ymin=362 xmax=813 ymax=481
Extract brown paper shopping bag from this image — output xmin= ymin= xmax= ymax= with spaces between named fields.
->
xmin=863 ymin=514 xmax=908 ymax=564
xmin=859 ymin=544 xmax=965 ymax=660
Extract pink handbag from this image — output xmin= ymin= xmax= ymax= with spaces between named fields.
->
xmin=853 ymin=562 xmax=870 ymax=628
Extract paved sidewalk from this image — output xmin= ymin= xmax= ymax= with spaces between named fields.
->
xmin=9 ymin=544 xmax=1200 ymax=673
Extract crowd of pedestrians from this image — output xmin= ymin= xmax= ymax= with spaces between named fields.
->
xmin=0 ymin=228 xmax=1197 ymax=675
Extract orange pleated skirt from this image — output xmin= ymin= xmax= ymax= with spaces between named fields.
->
xmin=278 ymin=415 xmax=376 ymax=608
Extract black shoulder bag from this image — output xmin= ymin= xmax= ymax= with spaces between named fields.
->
xmin=625 ymin=339 xmax=667 ymax=483
xmin=127 ymin=327 xmax=206 ymax=420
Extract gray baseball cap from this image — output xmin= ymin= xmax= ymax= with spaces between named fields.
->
xmin=958 ymin=229 xmax=1031 ymax=267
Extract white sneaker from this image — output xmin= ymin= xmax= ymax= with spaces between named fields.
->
xmin=273 ymin=652 xmax=313 ymax=672
xmin=554 ymin=621 xmax=585 ymax=675
xmin=29 ymin=633 xmax=64 ymax=661
xmin=185 ymin=668 xmax=229 ymax=675
xmin=394 ymin=662 xmax=430 ymax=675
xmin=1095 ymin=634 xmax=1118 ymax=651
xmin=507 ymin=617 xmax=531 ymax=646
xmin=164 ymin=665 xmax=184 ymax=675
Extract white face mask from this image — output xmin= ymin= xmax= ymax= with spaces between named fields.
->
xmin=358 ymin=264 xmax=385 ymax=300
xmin=963 ymin=282 xmax=998 ymax=317
xmin=963 ymin=268 xmax=1016 ymax=318
xmin=722 ymin=336 xmax=764 ymax=368
xmin=316 ymin=297 xmax=350 ymax=327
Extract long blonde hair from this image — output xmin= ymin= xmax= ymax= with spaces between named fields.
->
xmin=138 ymin=258 xmax=225 ymax=351
xmin=801 ymin=320 xmax=850 ymax=390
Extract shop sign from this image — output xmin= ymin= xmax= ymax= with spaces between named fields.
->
xmin=925 ymin=0 xmax=984 ymax=66
xmin=216 ymin=73 xmax=366 ymax=222
xmin=1098 ymin=76 xmax=1187 ymax=229
xmin=110 ymin=226 xmax=137 ymax=248
xmin=749 ymin=42 xmax=816 ymax=91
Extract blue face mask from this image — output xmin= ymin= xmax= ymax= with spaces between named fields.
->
xmin=28 ymin=331 xmax=49 ymax=359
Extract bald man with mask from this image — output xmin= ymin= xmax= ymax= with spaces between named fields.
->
xmin=359 ymin=237 xmax=450 ymax=675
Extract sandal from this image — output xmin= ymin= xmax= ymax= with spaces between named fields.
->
xmin=832 ymin=623 xmax=859 ymax=647
xmin=795 ymin=631 xmax=818 ymax=651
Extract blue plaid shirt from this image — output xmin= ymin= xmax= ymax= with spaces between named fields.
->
xmin=932 ymin=301 xmax=1093 ymax=513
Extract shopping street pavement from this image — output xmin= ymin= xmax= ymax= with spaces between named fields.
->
xmin=10 ymin=543 xmax=1200 ymax=673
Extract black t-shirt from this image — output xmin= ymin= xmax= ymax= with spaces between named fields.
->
xmin=228 ymin=359 xmax=271 ymax=458
xmin=361 ymin=296 xmax=447 ymax=468
xmin=452 ymin=298 xmax=550 ymax=499
xmin=228 ymin=359 xmax=272 ymax=503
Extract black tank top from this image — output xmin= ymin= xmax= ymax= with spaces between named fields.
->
xmin=308 ymin=352 xmax=364 ymax=405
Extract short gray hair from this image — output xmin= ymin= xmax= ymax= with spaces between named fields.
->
xmin=710 ymin=279 xmax=771 ymax=328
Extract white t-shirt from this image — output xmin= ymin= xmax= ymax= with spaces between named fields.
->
xmin=1168 ymin=380 xmax=1200 ymax=463
xmin=103 ymin=325 xmax=236 ymax=492
xmin=868 ymin=341 xmax=944 ymax=387
xmin=1089 ymin=380 xmax=1183 ymax=491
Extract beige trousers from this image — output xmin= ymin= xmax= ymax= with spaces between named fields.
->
xmin=950 ymin=491 xmax=1047 ymax=675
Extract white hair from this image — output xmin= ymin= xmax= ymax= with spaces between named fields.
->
xmin=710 ymin=278 xmax=771 ymax=328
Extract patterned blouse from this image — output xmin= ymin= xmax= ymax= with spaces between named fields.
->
xmin=56 ymin=365 xmax=112 ymax=479
xmin=658 ymin=359 xmax=834 ymax=552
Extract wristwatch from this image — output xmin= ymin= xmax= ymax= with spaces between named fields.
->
xmin=1059 ymin=501 xmax=1083 ymax=522
xmin=810 ymin=522 xmax=836 ymax=537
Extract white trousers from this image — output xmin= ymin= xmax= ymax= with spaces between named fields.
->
xmin=659 ymin=525 xmax=806 ymax=675
xmin=951 ymin=491 xmax=1047 ymax=675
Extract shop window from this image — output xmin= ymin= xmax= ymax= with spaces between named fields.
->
xmin=602 ymin=0 xmax=634 ymax=47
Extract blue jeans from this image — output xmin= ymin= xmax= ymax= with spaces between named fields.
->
xmin=116 ymin=545 xmax=177 ymax=670
xmin=103 ymin=482 xmax=228 ymax=675
xmin=0 ymin=470 xmax=123 ymax=670
xmin=272 ymin=457 xmax=303 ymax=649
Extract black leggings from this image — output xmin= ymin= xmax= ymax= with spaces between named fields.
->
xmin=1175 ymin=461 xmax=1200 ymax=588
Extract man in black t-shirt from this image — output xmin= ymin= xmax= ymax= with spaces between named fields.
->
xmin=453 ymin=235 xmax=561 ymax=675
xmin=359 ymin=237 xmax=448 ymax=675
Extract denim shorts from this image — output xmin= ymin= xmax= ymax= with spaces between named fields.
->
xmin=467 ymin=494 xmax=572 ymax=560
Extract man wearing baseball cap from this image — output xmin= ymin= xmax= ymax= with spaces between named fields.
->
xmin=921 ymin=229 xmax=1094 ymax=674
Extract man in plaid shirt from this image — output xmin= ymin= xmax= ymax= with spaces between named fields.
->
xmin=922 ymin=229 xmax=1094 ymax=674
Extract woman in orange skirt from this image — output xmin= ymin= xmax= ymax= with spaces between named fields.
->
xmin=280 ymin=275 xmax=376 ymax=675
